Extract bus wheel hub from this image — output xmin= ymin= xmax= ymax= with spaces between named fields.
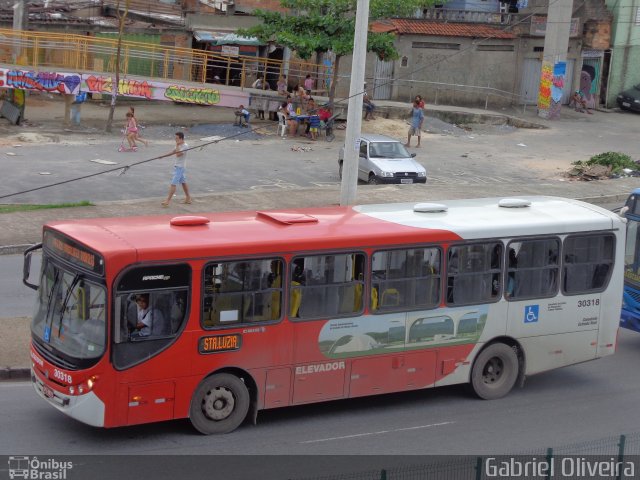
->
xmin=204 ymin=387 xmax=234 ymax=420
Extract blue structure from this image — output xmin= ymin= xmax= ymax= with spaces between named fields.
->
xmin=621 ymin=188 xmax=640 ymax=332
xmin=441 ymin=0 xmax=501 ymax=12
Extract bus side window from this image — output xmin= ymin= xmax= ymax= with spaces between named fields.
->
xmin=202 ymin=258 xmax=284 ymax=327
xmin=447 ymin=242 xmax=501 ymax=306
xmin=563 ymin=234 xmax=614 ymax=294
xmin=291 ymin=253 xmax=365 ymax=320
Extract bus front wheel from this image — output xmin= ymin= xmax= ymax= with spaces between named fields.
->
xmin=471 ymin=343 xmax=519 ymax=400
xmin=190 ymin=373 xmax=250 ymax=434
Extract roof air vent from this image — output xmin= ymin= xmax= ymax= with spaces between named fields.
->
xmin=498 ymin=198 xmax=531 ymax=208
xmin=414 ymin=203 xmax=448 ymax=213
xmin=257 ymin=211 xmax=319 ymax=225
xmin=170 ymin=216 xmax=211 ymax=226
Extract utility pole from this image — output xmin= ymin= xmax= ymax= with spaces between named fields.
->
xmin=339 ymin=0 xmax=370 ymax=206
xmin=12 ymin=0 xmax=27 ymax=63
xmin=537 ymin=0 xmax=573 ymax=119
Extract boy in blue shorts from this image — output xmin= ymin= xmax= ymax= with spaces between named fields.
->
xmin=162 ymin=132 xmax=192 ymax=207
xmin=309 ymin=114 xmax=321 ymax=141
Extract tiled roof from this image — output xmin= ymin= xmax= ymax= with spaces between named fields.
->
xmin=370 ymin=19 xmax=516 ymax=39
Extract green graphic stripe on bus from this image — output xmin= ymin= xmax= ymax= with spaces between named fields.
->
xmin=319 ymin=306 xmax=488 ymax=359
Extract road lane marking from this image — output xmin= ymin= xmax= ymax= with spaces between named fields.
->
xmin=300 ymin=421 xmax=453 ymax=444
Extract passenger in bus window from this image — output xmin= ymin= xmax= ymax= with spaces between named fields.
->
xmin=131 ymin=294 xmax=165 ymax=338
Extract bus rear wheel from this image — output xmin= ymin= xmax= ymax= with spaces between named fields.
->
xmin=190 ymin=373 xmax=250 ymax=434
xmin=471 ymin=343 xmax=519 ymax=400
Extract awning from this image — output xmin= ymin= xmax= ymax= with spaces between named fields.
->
xmin=193 ymin=30 xmax=261 ymax=46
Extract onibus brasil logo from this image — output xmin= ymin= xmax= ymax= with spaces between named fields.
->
xmin=8 ymin=456 xmax=73 ymax=479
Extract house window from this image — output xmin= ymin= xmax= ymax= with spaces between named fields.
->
xmin=412 ymin=42 xmax=460 ymax=50
xmin=476 ymin=45 xmax=515 ymax=52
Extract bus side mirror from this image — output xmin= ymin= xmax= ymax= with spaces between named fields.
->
xmin=23 ymin=243 xmax=42 ymax=290
xmin=619 ymin=206 xmax=629 ymax=218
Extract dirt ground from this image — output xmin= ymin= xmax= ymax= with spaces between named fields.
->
xmin=0 ymin=317 xmax=30 ymax=370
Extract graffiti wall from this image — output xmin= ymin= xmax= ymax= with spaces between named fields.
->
xmin=538 ymin=61 xmax=566 ymax=119
xmin=0 ymin=68 xmax=81 ymax=94
xmin=537 ymin=62 xmax=553 ymax=118
xmin=81 ymin=74 xmax=246 ymax=107
xmin=549 ymin=62 xmax=566 ymax=119
xmin=0 ymin=68 xmax=248 ymax=107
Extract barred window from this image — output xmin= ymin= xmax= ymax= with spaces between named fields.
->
xmin=506 ymin=238 xmax=560 ymax=300
xmin=447 ymin=242 xmax=502 ymax=306
xmin=371 ymin=247 xmax=441 ymax=313
xmin=563 ymin=234 xmax=614 ymax=294
xmin=202 ymin=258 xmax=283 ymax=327
xmin=290 ymin=253 xmax=365 ymax=320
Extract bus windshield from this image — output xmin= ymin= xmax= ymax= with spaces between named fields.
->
xmin=31 ymin=257 xmax=107 ymax=362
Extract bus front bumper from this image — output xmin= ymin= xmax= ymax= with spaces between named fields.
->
xmin=32 ymin=368 xmax=105 ymax=427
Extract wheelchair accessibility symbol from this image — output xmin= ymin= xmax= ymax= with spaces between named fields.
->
xmin=524 ymin=305 xmax=539 ymax=323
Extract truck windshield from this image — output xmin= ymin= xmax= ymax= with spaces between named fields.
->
xmin=31 ymin=257 xmax=107 ymax=362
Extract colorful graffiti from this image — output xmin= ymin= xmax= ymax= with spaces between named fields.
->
xmin=164 ymin=85 xmax=220 ymax=105
xmin=84 ymin=75 xmax=153 ymax=99
xmin=537 ymin=62 xmax=553 ymax=116
xmin=548 ymin=62 xmax=565 ymax=119
xmin=0 ymin=68 xmax=247 ymax=107
xmin=0 ymin=69 xmax=80 ymax=94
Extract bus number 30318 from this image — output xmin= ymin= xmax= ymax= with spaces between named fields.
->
xmin=578 ymin=299 xmax=600 ymax=308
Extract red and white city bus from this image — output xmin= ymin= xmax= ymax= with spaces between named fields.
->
xmin=23 ymin=196 xmax=625 ymax=434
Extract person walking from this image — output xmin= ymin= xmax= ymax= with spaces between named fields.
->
xmin=129 ymin=107 xmax=148 ymax=147
xmin=124 ymin=112 xmax=138 ymax=151
xmin=363 ymin=83 xmax=376 ymax=120
xmin=162 ymin=131 xmax=192 ymax=207
xmin=406 ymin=99 xmax=424 ymax=148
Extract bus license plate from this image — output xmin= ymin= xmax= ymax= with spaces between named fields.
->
xmin=623 ymin=102 xmax=631 ymax=107
xmin=400 ymin=179 xmax=413 ymax=184
xmin=42 ymin=385 xmax=54 ymax=399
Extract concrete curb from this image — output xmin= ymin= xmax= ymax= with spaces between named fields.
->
xmin=0 ymin=367 xmax=30 ymax=381
xmin=0 ymin=244 xmax=34 ymax=255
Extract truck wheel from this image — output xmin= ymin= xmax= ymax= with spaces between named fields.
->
xmin=190 ymin=373 xmax=249 ymax=434
xmin=471 ymin=343 xmax=519 ymax=400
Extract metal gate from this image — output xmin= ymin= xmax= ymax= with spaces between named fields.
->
xmin=372 ymin=58 xmax=393 ymax=100
xmin=520 ymin=58 xmax=575 ymax=105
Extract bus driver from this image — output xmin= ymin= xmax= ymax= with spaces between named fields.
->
xmin=131 ymin=293 xmax=165 ymax=337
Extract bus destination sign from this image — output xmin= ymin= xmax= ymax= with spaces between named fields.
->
xmin=199 ymin=334 xmax=242 ymax=354
xmin=44 ymin=230 xmax=104 ymax=275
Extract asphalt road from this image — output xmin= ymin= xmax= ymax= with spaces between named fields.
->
xmin=2 ymin=328 xmax=640 ymax=466
xmin=2 ymin=106 xmax=640 ymax=205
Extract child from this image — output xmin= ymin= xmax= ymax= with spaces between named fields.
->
xmin=309 ymin=114 xmax=321 ymax=141
xmin=124 ymin=112 xmax=138 ymax=151
xmin=236 ymin=105 xmax=250 ymax=126
xmin=129 ymin=107 xmax=148 ymax=146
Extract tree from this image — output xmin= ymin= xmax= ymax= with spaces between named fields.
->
xmin=240 ymin=0 xmax=434 ymax=109
xmin=106 ymin=0 xmax=130 ymax=133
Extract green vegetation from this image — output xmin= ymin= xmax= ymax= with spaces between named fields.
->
xmin=0 ymin=201 xmax=93 ymax=214
xmin=240 ymin=0 xmax=436 ymax=109
xmin=573 ymin=152 xmax=639 ymax=174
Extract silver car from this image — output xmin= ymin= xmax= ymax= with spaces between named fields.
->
xmin=338 ymin=134 xmax=427 ymax=184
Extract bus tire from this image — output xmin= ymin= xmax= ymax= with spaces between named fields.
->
xmin=471 ymin=343 xmax=519 ymax=400
xmin=190 ymin=373 xmax=250 ymax=434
